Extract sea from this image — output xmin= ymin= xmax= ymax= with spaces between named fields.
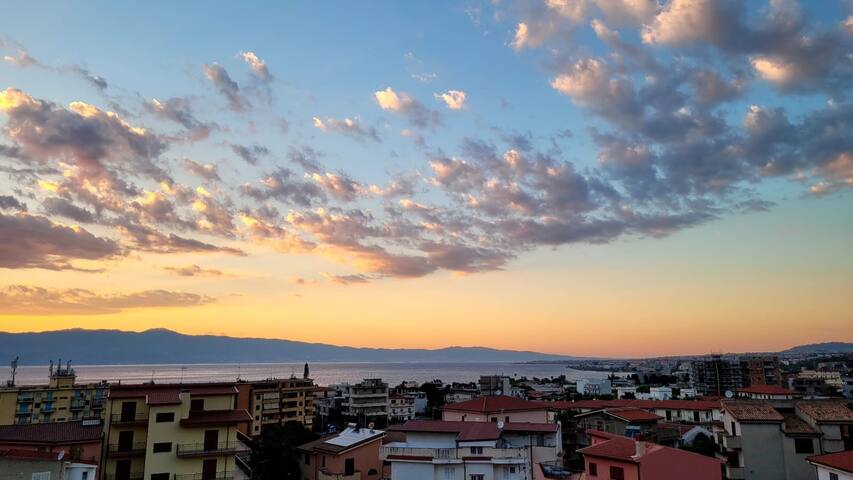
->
xmin=1 ymin=362 xmax=620 ymax=387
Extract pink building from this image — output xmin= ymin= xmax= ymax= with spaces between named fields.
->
xmin=298 ymin=426 xmax=385 ymax=480
xmin=0 ymin=420 xmax=103 ymax=465
xmin=441 ymin=395 xmax=551 ymax=423
xmin=579 ymin=430 xmax=722 ymax=480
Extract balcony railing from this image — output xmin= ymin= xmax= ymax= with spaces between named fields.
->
xmin=173 ymin=472 xmax=236 ymax=480
xmin=176 ymin=441 xmax=241 ymax=457
xmin=104 ymin=473 xmax=145 ymax=480
xmin=70 ymin=399 xmax=87 ymax=410
xmin=18 ymin=395 xmax=34 ymax=402
xmin=110 ymin=413 xmax=148 ymax=425
xmin=722 ymin=434 xmax=742 ymax=449
xmin=381 ymin=446 xmax=529 ymax=461
xmin=107 ymin=442 xmax=147 ymax=457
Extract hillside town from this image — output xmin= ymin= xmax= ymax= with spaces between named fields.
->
xmin=0 ymin=351 xmax=851 ymax=480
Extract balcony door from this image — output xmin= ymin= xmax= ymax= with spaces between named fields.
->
xmin=202 ymin=458 xmax=217 ymax=480
xmin=204 ymin=429 xmax=219 ymax=451
xmin=120 ymin=401 xmax=137 ymax=422
xmin=117 ymin=430 xmax=134 ymax=452
xmin=115 ymin=459 xmax=131 ymax=480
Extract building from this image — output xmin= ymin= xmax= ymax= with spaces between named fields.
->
xmin=0 ymin=420 xmax=103 ymax=465
xmin=737 ymin=385 xmax=799 ymax=401
xmin=103 ymin=383 xmax=252 ymax=480
xmin=235 ymin=376 xmax=315 ymax=437
xmin=388 ymin=395 xmax=415 ymax=423
xmin=479 ymin=375 xmax=512 ymax=397
xmin=441 ymin=396 xmax=551 ymax=423
xmin=313 ymin=386 xmax=342 ymax=432
xmin=740 ymin=356 xmax=782 ymax=388
xmin=565 ymin=399 xmax=723 ymax=424
xmin=690 ymin=355 xmax=782 ymax=397
xmin=576 ymin=378 xmax=612 ymax=397
xmin=297 ymin=425 xmax=385 ymax=480
xmin=382 ymin=420 xmax=561 ymax=480
xmin=343 ymin=379 xmax=389 ymax=428
xmin=445 ymin=383 xmax=479 ymax=404
xmin=578 ymin=430 xmax=722 ymax=480
xmin=714 ymin=400 xmax=853 ymax=480
xmin=0 ymin=362 xmax=107 ymax=425
xmin=807 ymin=450 xmax=853 ymax=480
xmin=574 ymin=407 xmax=663 ymax=440
xmin=0 ymin=449 xmax=98 ymax=480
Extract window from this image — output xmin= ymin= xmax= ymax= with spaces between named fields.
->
xmin=508 ymin=466 xmax=516 ymax=474
xmin=693 ymin=411 xmax=700 ymax=422
xmin=31 ymin=474 xmax=50 ymax=480
xmin=491 ymin=417 xmax=498 ymax=422
xmin=794 ymin=438 xmax=814 ymax=454
xmin=730 ymin=422 xmax=736 ymax=435
xmin=469 ymin=475 xmax=485 ymax=480
xmin=190 ymin=399 xmax=205 ymax=411
xmin=305 ymin=453 xmax=310 ymax=465
xmin=155 ymin=412 xmax=175 ymax=423
xmin=152 ymin=442 xmax=172 ymax=453
xmin=609 ymin=466 xmax=625 ymax=480
xmin=443 ymin=468 xmax=455 ymax=480
xmin=82 ymin=473 xmax=88 ymax=480
xmin=470 ymin=446 xmax=483 ymax=455
xmin=830 ymin=473 xmax=839 ymax=480
xmin=589 ymin=462 xmax=598 ymax=476
xmin=151 ymin=474 xmax=170 ymax=480
xmin=368 ymin=469 xmax=378 ymax=476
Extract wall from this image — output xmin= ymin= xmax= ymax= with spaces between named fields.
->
xmin=816 ymin=466 xmax=853 ymax=480
xmin=390 ymin=461 xmax=435 ymax=480
xmin=780 ymin=436 xmax=818 ymax=480
xmin=0 ymin=458 xmax=62 ymax=480
xmin=584 ymin=456 xmax=639 ymax=480
xmin=442 ymin=410 xmax=548 ymax=423
xmin=740 ymin=423 xmax=786 ymax=480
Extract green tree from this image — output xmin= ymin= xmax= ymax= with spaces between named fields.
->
xmin=250 ymin=421 xmax=318 ymax=480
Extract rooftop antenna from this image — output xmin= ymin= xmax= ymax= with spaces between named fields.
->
xmin=180 ymin=366 xmax=187 ymax=384
xmin=237 ymin=364 xmax=242 ymax=382
xmin=7 ymin=356 xmax=18 ymax=387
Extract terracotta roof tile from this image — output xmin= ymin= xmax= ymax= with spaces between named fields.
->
xmin=0 ymin=449 xmax=64 ymax=461
xmin=0 ymin=421 xmax=102 ymax=445
xmin=808 ymin=450 xmax=853 ymax=473
xmin=796 ymin=402 xmax=853 ymax=423
xmin=782 ymin=415 xmax=819 ymax=435
xmin=723 ymin=401 xmax=784 ymax=422
xmin=389 ymin=420 xmax=556 ymax=441
xmin=604 ymin=407 xmax=663 ymax=422
xmin=442 ymin=396 xmax=547 ymax=413
xmin=550 ymin=399 xmax=721 ymax=412
xmin=738 ymin=385 xmax=797 ymax=395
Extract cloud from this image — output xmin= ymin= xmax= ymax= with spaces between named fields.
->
xmin=68 ymin=65 xmax=108 ymax=91
xmin=0 ymin=195 xmax=26 ymax=211
xmin=310 ymin=172 xmax=365 ymax=202
xmin=239 ymin=51 xmax=272 ymax=82
xmin=2 ymin=48 xmax=107 ymax=90
xmin=435 ymin=90 xmax=467 ymax=110
xmin=116 ymin=221 xmax=244 ymax=255
xmin=0 ymin=285 xmax=214 ymax=315
xmin=241 ymin=167 xmax=326 ymax=207
xmin=374 ymin=87 xmax=440 ymax=129
xmin=147 ymin=97 xmax=214 ymax=140
xmin=163 ymin=264 xmax=224 ymax=277
xmin=312 ymin=116 xmax=381 ymax=143
xmin=3 ymin=49 xmax=43 ymax=68
xmin=322 ymin=272 xmax=373 ymax=285
xmin=203 ymin=63 xmax=249 ymax=112
xmin=0 ymin=212 xmax=120 ymax=270
xmin=42 ymin=197 xmax=97 ymax=223
xmin=183 ymin=159 xmax=221 ymax=182
xmin=230 ymin=143 xmax=269 ymax=165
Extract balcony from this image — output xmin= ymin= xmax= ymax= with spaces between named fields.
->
xmin=319 ymin=470 xmax=360 ymax=480
xmin=107 ymin=442 xmax=147 ymax=457
xmin=71 ymin=400 xmax=87 ymax=410
xmin=722 ymin=435 xmax=742 ymax=449
xmin=18 ymin=394 xmax=34 ymax=403
xmin=381 ymin=445 xmax=528 ymax=462
xmin=110 ymin=413 xmax=148 ymax=425
xmin=104 ymin=473 xmax=145 ymax=480
xmin=723 ymin=465 xmax=746 ymax=480
xmin=15 ymin=410 xmax=30 ymax=416
xmin=176 ymin=441 xmax=243 ymax=457
xmin=173 ymin=472 xmax=236 ymax=480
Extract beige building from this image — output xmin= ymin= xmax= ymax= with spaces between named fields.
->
xmin=103 ymin=383 xmax=251 ymax=480
xmin=235 ymin=376 xmax=315 ymax=437
xmin=0 ymin=362 xmax=107 ymax=425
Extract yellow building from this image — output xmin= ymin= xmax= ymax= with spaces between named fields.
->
xmin=235 ymin=376 xmax=315 ymax=437
xmin=103 ymin=383 xmax=251 ymax=480
xmin=0 ymin=362 xmax=107 ymax=425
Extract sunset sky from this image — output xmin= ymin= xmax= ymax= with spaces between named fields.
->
xmin=0 ymin=1 xmax=851 ymax=358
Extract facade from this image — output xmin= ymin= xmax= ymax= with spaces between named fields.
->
xmin=0 ymin=449 xmax=98 ymax=480
xmin=235 ymin=376 xmax=314 ymax=437
xmin=445 ymin=383 xmax=478 ymax=404
xmin=103 ymin=383 xmax=252 ymax=480
xmin=737 ymin=385 xmax=799 ymax=400
xmin=382 ymin=420 xmax=561 ymax=480
xmin=690 ymin=355 xmax=781 ymax=396
xmin=807 ymin=450 xmax=853 ymax=480
xmin=388 ymin=395 xmax=415 ymax=424
xmin=0 ymin=363 xmax=108 ymax=425
xmin=0 ymin=420 xmax=103 ymax=465
xmin=566 ymin=399 xmax=723 ymax=424
xmin=740 ymin=356 xmax=782 ymax=388
xmin=297 ymin=426 xmax=385 ymax=480
xmin=714 ymin=400 xmax=853 ymax=480
xmin=579 ymin=430 xmax=722 ymax=480
xmin=576 ymin=379 xmax=612 ymax=397
xmin=574 ymin=407 xmax=663 ymax=440
xmin=441 ymin=396 xmax=550 ymax=423
xmin=478 ymin=376 xmax=511 ymax=397
xmin=343 ymin=379 xmax=389 ymax=427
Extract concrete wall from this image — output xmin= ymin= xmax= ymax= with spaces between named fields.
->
xmin=817 ymin=466 xmax=853 ymax=480
xmin=584 ymin=456 xmax=639 ymax=480
xmin=780 ymin=436 xmax=818 ymax=480
xmin=0 ymin=458 xmax=62 ymax=480
xmin=442 ymin=410 xmax=548 ymax=423
xmin=741 ymin=423 xmax=786 ymax=480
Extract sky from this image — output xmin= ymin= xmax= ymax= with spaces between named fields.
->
xmin=0 ymin=0 xmax=851 ymax=358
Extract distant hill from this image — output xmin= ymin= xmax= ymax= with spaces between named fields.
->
xmin=779 ymin=342 xmax=853 ymax=356
xmin=0 ymin=328 xmax=579 ymax=365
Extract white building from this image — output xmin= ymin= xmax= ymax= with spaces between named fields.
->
xmin=808 ymin=450 xmax=853 ymax=480
xmin=636 ymin=386 xmax=673 ymax=400
xmin=382 ymin=420 xmax=561 ymax=480
xmin=343 ymin=378 xmax=389 ymax=425
xmin=389 ymin=395 xmax=416 ymax=423
xmin=576 ymin=378 xmax=612 ymax=396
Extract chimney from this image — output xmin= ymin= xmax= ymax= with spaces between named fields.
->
xmin=634 ymin=441 xmax=646 ymax=458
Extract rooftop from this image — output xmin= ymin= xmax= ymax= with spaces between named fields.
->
xmin=0 ymin=421 xmax=103 ymax=445
xmin=109 ymin=383 xmax=238 ymax=405
xmin=0 ymin=449 xmax=65 ymax=461
xmin=579 ymin=432 xmax=722 ymax=477
xmin=388 ymin=420 xmax=557 ymax=442
xmin=180 ymin=409 xmax=252 ymax=426
xmin=723 ymin=401 xmax=784 ymax=423
xmin=546 ymin=398 xmax=721 ymax=412
xmin=808 ymin=450 xmax=853 ymax=473
xmin=737 ymin=385 xmax=797 ymax=396
xmin=299 ymin=426 xmax=385 ymax=454
xmin=796 ymin=402 xmax=853 ymax=423
xmin=442 ymin=395 xmax=547 ymax=413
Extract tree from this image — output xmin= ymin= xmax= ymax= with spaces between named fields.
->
xmin=250 ymin=421 xmax=318 ymax=480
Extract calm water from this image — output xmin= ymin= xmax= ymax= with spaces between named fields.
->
xmin=1 ymin=362 xmax=618 ymax=387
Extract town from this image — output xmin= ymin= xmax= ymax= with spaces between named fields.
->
xmin=1 ymin=351 xmax=851 ymax=480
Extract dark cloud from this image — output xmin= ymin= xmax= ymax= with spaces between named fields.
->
xmin=183 ymin=159 xmax=221 ymax=182
xmin=42 ymin=197 xmax=96 ymax=223
xmin=322 ymin=273 xmax=373 ymax=285
xmin=203 ymin=63 xmax=249 ymax=112
xmin=0 ymin=285 xmax=214 ymax=315
xmin=241 ymin=167 xmax=326 ymax=207
xmin=163 ymin=264 xmax=224 ymax=277
xmin=0 ymin=195 xmax=26 ymax=211
xmin=147 ymin=97 xmax=215 ymax=140
xmin=231 ymin=143 xmax=269 ymax=165
xmin=116 ymin=221 xmax=244 ymax=256
xmin=287 ymin=146 xmax=324 ymax=172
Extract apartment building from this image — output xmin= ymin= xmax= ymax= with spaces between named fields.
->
xmin=445 ymin=383 xmax=479 ymax=404
xmin=0 ymin=420 xmax=103 ymax=465
xmin=574 ymin=407 xmax=663 ymax=440
xmin=297 ymin=425 xmax=385 ymax=480
xmin=737 ymin=385 xmax=799 ymax=400
xmin=235 ymin=376 xmax=314 ymax=437
xmin=807 ymin=450 xmax=853 ymax=480
xmin=575 ymin=379 xmax=612 ymax=397
xmin=479 ymin=376 xmax=512 ymax=397
xmin=0 ymin=449 xmax=98 ymax=480
xmin=343 ymin=379 xmax=389 ymax=428
xmin=441 ymin=396 xmax=551 ymax=423
xmin=565 ymin=399 xmax=723 ymax=424
xmin=741 ymin=356 xmax=782 ymax=388
xmin=690 ymin=355 xmax=781 ymax=396
xmin=104 ymin=383 xmax=251 ymax=480
xmin=0 ymin=362 xmax=107 ymax=425
xmin=382 ymin=420 xmax=561 ymax=480
xmin=714 ymin=400 xmax=853 ymax=480
xmin=388 ymin=395 xmax=415 ymax=424
xmin=578 ymin=429 xmax=722 ymax=480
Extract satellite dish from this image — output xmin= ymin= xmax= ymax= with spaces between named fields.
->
xmin=724 ymin=390 xmax=734 ymax=398
xmin=495 ymin=390 xmax=502 ymax=396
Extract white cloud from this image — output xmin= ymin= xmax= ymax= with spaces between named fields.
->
xmin=435 ymin=90 xmax=467 ymax=110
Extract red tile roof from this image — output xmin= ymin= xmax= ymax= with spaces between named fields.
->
xmin=579 ymin=435 xmax=722 ymax=477
xmin=781 ymin=415 xmax=819 ymax=435
xmin=578 ymin=435 xmax=639 ymax=460
xmin=389 ymin=420 xmax=556 ymax=441
xmin=546 ymin=399 xmax=721 ymax=412
xmin=180 ymin=409 xmax=252 ymax=426
xmin=0 ymin=421 xmax=103 ymax=445
xmin=109 ymin=383 xmax=238 ymax=405
xmin=738 ymin=385 xmax=796 ymax=395
xmin=0 ymin=449 xmax=64 ymax=461
xmin=796 ymin=402 xmax=853 ymax=423
xmin=605 ymin=407 xmax=664 ymax=422
xmin=808 ymin=450 xmax=853 ymax=473
xmin=723 ymin=401 xmax=784 ymax=422
xmin=442 ymin=396 xmax=548 ymax=413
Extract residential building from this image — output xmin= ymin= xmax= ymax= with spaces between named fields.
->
xmin=636 ymin=387 xmax=673 ymax=401
xmin=807 ymin=450 xmax=853 ymax=480
xmin=388 ymin=395 xmax=415 ymax=424
xmin=843 ymin=377 xmax=853 ymax=399
xmin=576 ymin=379 xmax=612 ymax=397
xmin=0 ymin=362 xmax=107 ymax=425
xmin=737 ymin=385 xmax=799 ymax=401
xmin=740 ymin=356 xmax=782 ymax=388
xmin=235 ymin=376 xmax=315 ymax=437
xmin=479 ymin=375 xmax=511 ymax=397
xmin=574 ymin=407 xmax=663 ymax=441
xmin=441 ymin=396 xmax=551 ymax=423
xmin=578 ymin=430 xmax=722 ymax=480
xmin=691 ymin=355 xmax=782 ymax=397
xmin=314 ymin=386 xmax=342 ymax=431
xmin=382 ymin=420 xmax=561 ymax=480
xmin=103 ymin=383 xmax=252 ymax=480
xmin=445 ymin=383 xmax=479 ymax=405
xmin=0 ymin=420 xmax=103 ymax=465
xmin=0 ymin=449 xmax=98 ymax=480
xmin=343 ymin=379 xmax=389 ymax=428
xmin=565 ymin=399 xmax=723 ymax=424
xmin=297 ymin=425 xmax=385 ymax=480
